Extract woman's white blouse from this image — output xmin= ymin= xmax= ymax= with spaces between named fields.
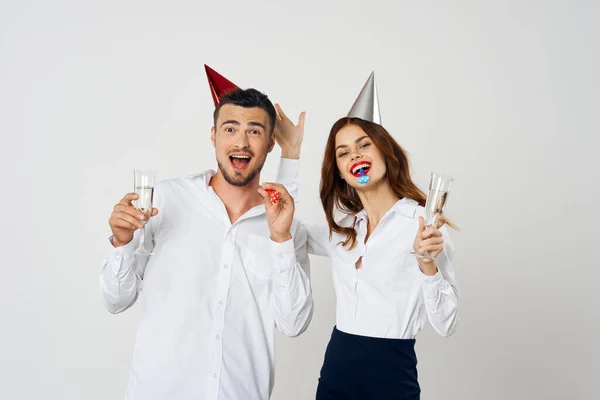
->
xmin=279 ymin=159 xmax=459 ymax=339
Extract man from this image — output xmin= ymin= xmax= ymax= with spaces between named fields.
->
xmin=100 ymin=86 xmax=312 ymax=400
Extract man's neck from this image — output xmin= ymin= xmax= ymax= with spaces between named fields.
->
xmin=209 ymin=171 xmax=264 ymax=224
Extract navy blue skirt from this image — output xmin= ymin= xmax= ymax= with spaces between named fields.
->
xmin=316 ymin=326 xmax=420 ymax=400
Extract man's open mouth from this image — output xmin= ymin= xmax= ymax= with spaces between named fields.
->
xmin=350 ymin=161 xmax=371 ymax=177
xmin=229 ymin=154 xmax=252 ymax=171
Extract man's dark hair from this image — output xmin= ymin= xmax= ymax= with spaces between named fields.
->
xmin=213 ymin=88 xmax=277 ymax=134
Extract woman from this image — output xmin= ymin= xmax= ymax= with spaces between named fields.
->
xmin=275 ymin=101 xmax=459 ymax=399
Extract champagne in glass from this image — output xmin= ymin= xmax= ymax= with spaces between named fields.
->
xmin=135 ymin=185 xmax=154 ymax=221
xmin=424 ymin=189 xmax=449 ymax=227
xmin=133 ymin=169 xmax=156 ymax=255
xmin=412 ymin=172 xmax=454 ymax=260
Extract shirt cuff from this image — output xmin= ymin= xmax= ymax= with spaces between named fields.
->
xmin=421 ymin=270 xmax=444 ymax=299
xmin=270 ymin=238 xmax=296 ymax=273
xmin=422 ymin=269 xmax=443 ymax=284
xmin=276 ymin=158 xmax=300 ymax=181
xmin=108 ymin=235 xmax=136 ymax=261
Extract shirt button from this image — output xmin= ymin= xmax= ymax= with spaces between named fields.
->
xmin=224 ymin=264 xmax=229 ymax=269
xmin=278 ymin=253 xmax=284 ymax=259
xmin=212 ymin=373 xmax=217 ymax=378
xmin=219 ymin=300 xmax=224 ymax=306
xmin=216 ymin=334 xmax=221 ymax=340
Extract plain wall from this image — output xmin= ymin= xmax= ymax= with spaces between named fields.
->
xmin=1 ymin=0 xmax=598 ymax=399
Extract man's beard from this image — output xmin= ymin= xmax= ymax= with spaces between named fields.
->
xmin=217 ymin=156 xmax=265 ymax=187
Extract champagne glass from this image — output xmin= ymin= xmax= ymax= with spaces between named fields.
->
xmin=133 ymin=169 xmax=156 ymax=255
xmin=411 ymin=172 xmax=454 ymax=261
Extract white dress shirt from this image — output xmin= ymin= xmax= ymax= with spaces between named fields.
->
xmin=99 ymin=162 xmax=313 ymax=400
xmin=279 ymin=159 xmax=459 ymax=339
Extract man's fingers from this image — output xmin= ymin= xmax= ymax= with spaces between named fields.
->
xmin=111 ymin=213 xmax=143 ymax=230
xmin=261 ymin=182 xmax=290 ymax=201
xmin=297 ymin=111 xmax=306 ymax=129
xmin=116 ymin=212 xmax=144 ymax=229
xmin=275 ymin=103 xmax=289 ymax=122
xmin=114 ymin=204 xmax=146 ymax=220
xmin=261 ymin=186 xmax=282 ymax=205
xmin=261 ymin=182 xmax=283 ymax=193
xmin=257 ymin=188 xmax=272 ymax=203
xmin=119 ymin=193 xmax=138 ymax=206
xmin=266 ymin=189 xmax=281 ymax=202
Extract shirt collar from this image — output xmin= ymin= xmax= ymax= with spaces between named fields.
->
xmin=186 ymin=169 xmax=217 ymax=189
xmin=355 ymin=197 xmax=419 ymax=222
xmin=187 ymin=169 xmax=267 ymax=221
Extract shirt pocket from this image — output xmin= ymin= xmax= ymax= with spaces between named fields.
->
xmin=238 ymin=235 xmax=274 ymax=281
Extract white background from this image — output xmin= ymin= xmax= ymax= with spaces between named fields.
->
xmin=1 ymin=1 xmax=598 ymax=399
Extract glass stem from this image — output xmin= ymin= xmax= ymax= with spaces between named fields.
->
xmin=139 ymin=225 xmax=146 ymax=250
